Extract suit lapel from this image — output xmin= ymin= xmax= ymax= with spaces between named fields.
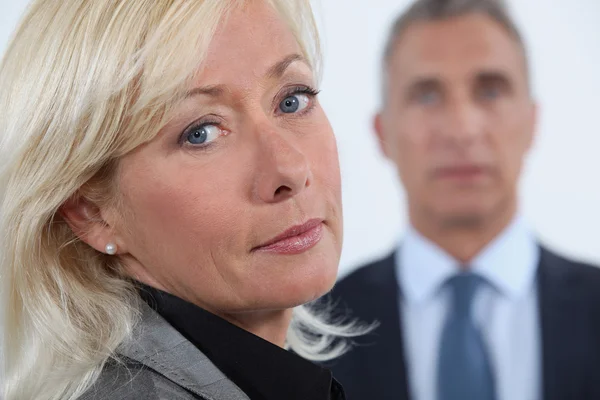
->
xmin=357 ymin=245 xmax=597 ymax=400
xmin=363 ymin=252 xmax=411 ymax=400
xmin=537 ymin=247 xmax=590 ymax=400
xmin=118 ymin=302 xmax=250 ymax=400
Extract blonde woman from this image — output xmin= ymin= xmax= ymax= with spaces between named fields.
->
xmin=0 ymin=1 xmax=366 ymax=399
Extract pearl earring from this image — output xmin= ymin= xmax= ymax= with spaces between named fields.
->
xmin=105 ymin=243 xmax=117 ymax=255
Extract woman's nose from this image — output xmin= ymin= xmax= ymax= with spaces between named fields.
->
xmin=253 ymin=130 xmax=312 ymax=204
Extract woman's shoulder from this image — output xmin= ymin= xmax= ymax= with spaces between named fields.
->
xmin=79 ymin=358 xmax=203 ymax=400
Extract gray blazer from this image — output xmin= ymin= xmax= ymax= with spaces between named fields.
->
xmin=80 ymin=303 xmax=250 ymax=400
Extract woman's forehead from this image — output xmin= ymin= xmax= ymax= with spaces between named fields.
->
xmin=201 ymin=2 xmax=306 ymax=73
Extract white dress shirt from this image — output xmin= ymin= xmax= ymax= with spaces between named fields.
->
xmin=397 ymin=215 xmax=541 ymax=400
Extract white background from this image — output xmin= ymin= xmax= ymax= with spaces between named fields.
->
xmin=2 ymin=1 xmax=599 ymax=278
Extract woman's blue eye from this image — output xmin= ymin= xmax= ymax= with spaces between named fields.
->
xmin=186 ymin=124 xmax=220 ymax=145
xmin=279 ymin=94 xmax=310 ymax=113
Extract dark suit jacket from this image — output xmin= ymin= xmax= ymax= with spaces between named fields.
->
xmin=327 ymin=246 xmax=600 ymax=400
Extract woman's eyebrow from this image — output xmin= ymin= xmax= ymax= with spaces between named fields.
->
xmin=265 ymin=53 xmax=308 ymax=80
xmin=183 ymin=53 xmax=309 ymax=101
xmin=185 ymin=85 xmax=226 ymax=100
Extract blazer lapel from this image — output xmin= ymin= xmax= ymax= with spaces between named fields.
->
xmin=363 ymin=252 xmax=411 ymax=400
xmin=537 ymin=247 xmax=591 ymax=400
xmin=118 ymin=302 xmax=250 ymax=400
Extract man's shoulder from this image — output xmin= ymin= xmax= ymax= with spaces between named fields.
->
xmin=335 ymin=252 xmax=396 ymax=290
xmin=541 ymin=246 xmax=600 ymax=297
xmin=329 ymin=251 xmax=398 ymax=313
xmin=79 ymin=358 xmax=201 ymax=400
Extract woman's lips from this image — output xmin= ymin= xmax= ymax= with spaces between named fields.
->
xmin=253 ymin=219 xmax=324 ymax=255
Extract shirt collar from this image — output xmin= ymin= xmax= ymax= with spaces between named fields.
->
xmin=397 ymin=215 xmax=540 ymax=304
xmin=138 ymin=284 xmax=343 ymax=400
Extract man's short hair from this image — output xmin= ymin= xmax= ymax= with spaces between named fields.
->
xmin=381 ymin=0 xmax=529 ymax=102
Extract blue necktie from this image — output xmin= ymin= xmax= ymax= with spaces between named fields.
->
xmin=437 ymin=272 xmax=496 ymax=400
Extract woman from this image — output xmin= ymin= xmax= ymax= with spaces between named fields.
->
xmin=0 ymin=1 xmax=366 ymax=399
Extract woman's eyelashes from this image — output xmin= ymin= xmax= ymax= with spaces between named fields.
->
xmin=180 ymin=119 xmax=228 ymax=148
xmin=276 ymin=85 xmax=320 ymax=115
xmin=179 ymin=85 xmax=320 ymax=148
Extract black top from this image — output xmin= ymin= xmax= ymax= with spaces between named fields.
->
xmin=139 ymin=285 xmax=345 ymax=400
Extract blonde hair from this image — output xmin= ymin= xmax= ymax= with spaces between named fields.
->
xmin=0 ymin=1 xmax=365 ymax=399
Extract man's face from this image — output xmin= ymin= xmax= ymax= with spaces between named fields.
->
xmin=376 ymin=14 xmax=536 ymax=228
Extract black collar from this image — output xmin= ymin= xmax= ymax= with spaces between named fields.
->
xmin=138 ymin=284 xmax=344 ymax=400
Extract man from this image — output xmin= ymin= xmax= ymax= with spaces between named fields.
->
xmin=328 ymin=1 xmax=600 ymax=399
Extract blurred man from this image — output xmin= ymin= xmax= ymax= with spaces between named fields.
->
xmin=328 ymin=0 xmax=600 ymax=399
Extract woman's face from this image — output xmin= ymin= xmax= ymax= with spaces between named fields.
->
xmin=112 ymin=1 xmax=342 ymax=314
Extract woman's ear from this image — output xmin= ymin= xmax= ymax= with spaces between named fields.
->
xmin=60 ymin=195 xmax=122 ymax=255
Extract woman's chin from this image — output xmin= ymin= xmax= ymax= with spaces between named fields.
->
xmin=236 ymin=239 xmax=341 ymax=311
xmin=263 ymin=264 xmax=339 ymax=309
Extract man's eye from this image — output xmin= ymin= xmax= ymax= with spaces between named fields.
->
xmin=479 ymin=85 xmax=502 ymax=100
xmin=416 ymin=90 xmax=441 ymax=105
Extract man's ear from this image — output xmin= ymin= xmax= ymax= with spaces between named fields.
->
xmin=374 ymin=112 xmax=391 ymax=159
xmin=60 ymin=195 xmax=122 ymax=255
xmin=525 ymin=101 xmax=538 ymax=151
